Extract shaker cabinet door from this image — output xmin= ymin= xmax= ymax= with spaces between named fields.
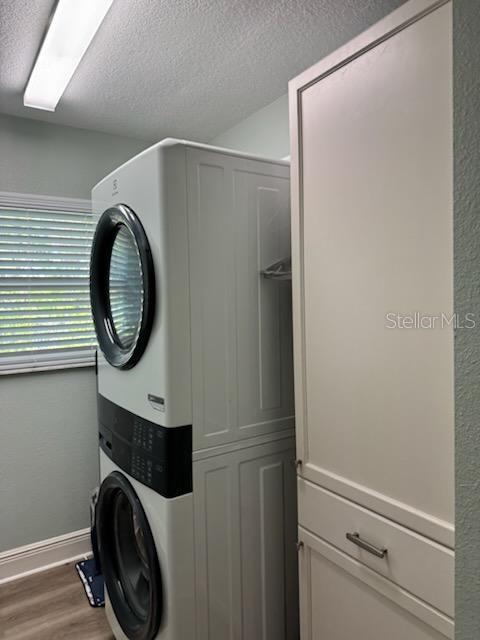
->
xmin=290 ymin=0 xmax=454 ymax=547
xmin=186 ymin=149 xmax=294 ymax=452
xmin=298 ymin=479 xmax=454 ymax=618
xmin=298 ymin=528 xmax=453 ymax=640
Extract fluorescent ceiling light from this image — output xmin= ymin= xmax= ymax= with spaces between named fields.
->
xmin=24 ymin=0 xmax=114 ymax=111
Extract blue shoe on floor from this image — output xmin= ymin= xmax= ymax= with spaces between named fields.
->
xmin=75 ymin=557 xmax=105 ymax=607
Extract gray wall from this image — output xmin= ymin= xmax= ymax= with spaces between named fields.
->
xmin=0 ymin=113 xmax=147 ymax=199
xmin=211 ymin=94 xmax=289 ymax=159
xmin=0 ymin=369 xmax=98 ymax=549
xmin=0 ymin=114 xmax=147 ymax=552
xmin=454 ymin=1 xmax=480 ymax=638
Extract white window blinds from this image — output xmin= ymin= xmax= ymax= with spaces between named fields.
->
xmin=0 ymin=192 xmax=97 ymax=374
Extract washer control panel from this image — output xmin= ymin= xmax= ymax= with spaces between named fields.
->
xmin=132 ymin=419 xmax=155 ymax=453
xmin=97 ymin=394 xmax=192 ymax=498
xmin=131 ymin=453 xmax=154 ymax=485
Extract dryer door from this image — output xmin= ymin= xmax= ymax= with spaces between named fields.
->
xmin=90 ymin=204 xmax=155 ymax=369
xmin=97 ymin=471 xmax=163 ymax=640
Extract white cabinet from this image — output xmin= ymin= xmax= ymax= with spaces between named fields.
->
xmin=289 ymin=0 xmax=454 ymax=637
xmin=298 ymin=528 xmax=453 ymax=640
xmin=192 ymin=437 xmax=298 ymax=639
xmin=298 ymin=479 xmax=454 ymax=619
xmin=186 ymin=149 xmax=294 ymax=452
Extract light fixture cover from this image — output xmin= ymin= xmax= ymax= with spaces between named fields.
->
xmin=24 ymin=0 xmax=114 ymax=111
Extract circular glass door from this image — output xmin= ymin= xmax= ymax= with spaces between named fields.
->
xmin=97 ymin=472 xmax=163 ymax=640
xmin=90 ymin=204 xmax=155 ymax=369
xmin=109 ymin=226 xmax=144 ymax=349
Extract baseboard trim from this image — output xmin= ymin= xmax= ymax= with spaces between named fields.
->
xmin=0 ymin=528 xmax=92 ymax=584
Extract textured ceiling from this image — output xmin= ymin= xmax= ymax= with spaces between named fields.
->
xmin=0 ymin=0 xmax=404 ymax=142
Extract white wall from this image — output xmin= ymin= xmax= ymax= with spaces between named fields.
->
xmin=0 ymin=114 xmax=148 ymax=552
xmin=211 ymin=94 xmax=289 ymax=159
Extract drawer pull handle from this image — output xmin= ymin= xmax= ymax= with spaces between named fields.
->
xmin=346 ymin=532 xmax=387 ymax=559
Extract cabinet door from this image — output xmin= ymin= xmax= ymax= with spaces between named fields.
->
xmin=299 ymin=528 xmax=453 ymax=640
xmin=186 ymin=149 xmax=294 ymax=451
xmin=298 ymin=479 xmax=454 ymax=617
xmin=290 ymin=0 xmax=453 ymax=546
xmin=193 ymin=438 xmax=298 ymax=640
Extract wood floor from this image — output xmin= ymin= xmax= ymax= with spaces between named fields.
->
xmin=0 ymin=563 xmax=114 ymax=640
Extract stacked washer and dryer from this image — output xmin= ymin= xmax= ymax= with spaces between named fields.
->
xmin=90 ymin=139 xmax=297 ymax=640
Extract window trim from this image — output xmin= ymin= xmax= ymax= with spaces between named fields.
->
xmin=0 ymin=190 xmax=96 ymax=376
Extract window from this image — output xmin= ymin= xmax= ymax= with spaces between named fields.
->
xmin=0 ymin=191 xmax=97 ymax=374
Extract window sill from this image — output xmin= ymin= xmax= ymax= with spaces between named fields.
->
xmin=0 ymin=351 xmax=96 ymax=376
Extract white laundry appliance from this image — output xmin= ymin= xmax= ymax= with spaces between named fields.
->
xmin=90 ymin=139 xmax=297 ymax=640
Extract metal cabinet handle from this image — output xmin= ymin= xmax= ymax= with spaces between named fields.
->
xmin=346 ymin=532 xmax=387 ymax=559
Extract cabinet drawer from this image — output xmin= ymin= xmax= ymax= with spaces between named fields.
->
xmin=299 ymin=527 xmax=453 ymax=639
xmin=298 ymin=479 xmax=454 ymax=617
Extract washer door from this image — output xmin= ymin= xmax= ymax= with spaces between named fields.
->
xmin=97 ymin=472 xmax=163 ymax=640
xmin=90 ymin=204 xmax=155 ymax=369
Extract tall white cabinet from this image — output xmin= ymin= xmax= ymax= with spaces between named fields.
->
xmin=289 ymin=0 xmax=454 ymax=637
